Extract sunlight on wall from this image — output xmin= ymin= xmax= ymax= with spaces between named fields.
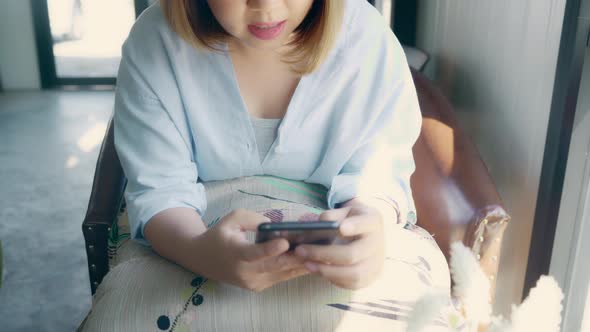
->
xmin=65 ymin=155 xmax=80 ymax=169
xmin=77 ymin=122 xmax=107 ymax=153
xmin=582 ymin=286 xmax=590 ymax=332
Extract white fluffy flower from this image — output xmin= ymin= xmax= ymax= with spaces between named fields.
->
xmin=488 ymin=315 xmax=512 ymax=332
xmin=406 ymin=291 xmax=449 ymax=332
xmin=449 ymin=242 xmax=492 ymax=325
xmin=510 ymin=276 xmax=563 ymax=332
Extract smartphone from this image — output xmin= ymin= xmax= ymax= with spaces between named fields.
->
xmin=255 ymin=221 xmax=341 ymax=250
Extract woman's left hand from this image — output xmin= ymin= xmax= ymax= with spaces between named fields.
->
xmin=294 ymin=203 xmax=386 ymax=290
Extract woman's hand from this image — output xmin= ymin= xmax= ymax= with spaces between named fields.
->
xmin=191 ymin=209 xmax=309 ymax=292
xmin=294 ymin=204 xmax=386 ymax=290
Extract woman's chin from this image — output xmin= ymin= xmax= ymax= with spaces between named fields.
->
xmin=230 ymin=33 xmax=294 ymax=53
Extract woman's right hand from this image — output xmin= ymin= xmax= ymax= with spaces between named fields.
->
xmin=190 ymin=209 xmax=309 ymax=292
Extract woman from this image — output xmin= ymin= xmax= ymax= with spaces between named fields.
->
xmin=82 ymin=0 xmax=451 ymax=330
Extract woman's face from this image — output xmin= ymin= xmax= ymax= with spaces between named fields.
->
xmin=206 ymin=0 xmax=314 ymax=52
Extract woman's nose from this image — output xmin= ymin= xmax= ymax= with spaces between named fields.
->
xmin=248 ymin=0 xmax=281 ymax=12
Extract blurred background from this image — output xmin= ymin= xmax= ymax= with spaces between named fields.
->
xmin=48 ymin=0 xmax=135 ymax=78
xmin=0 ymin=0 xmax=589 ymax=331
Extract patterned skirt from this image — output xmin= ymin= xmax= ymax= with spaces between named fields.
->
xmin=81 ymin=176 xmax=453 ymax=332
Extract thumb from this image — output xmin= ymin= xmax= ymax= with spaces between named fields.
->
xmin=238 ymin=238 xmax=290 ymax=262
xmin=222 ymin=208 xmax=271 ymax=232
xmin=319 ymin=206 xmax=352 ymax=222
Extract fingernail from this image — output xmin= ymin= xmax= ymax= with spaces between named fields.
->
xmin=304 ymin=262 xmax=318 ymax=272
xmin=295 ymin=246 xmax=307 ymax=258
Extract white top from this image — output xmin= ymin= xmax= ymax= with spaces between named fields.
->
xmin=113 ymin=0 xmax=422 ymax=244
xmin=250 ymin=116 xmax=283 ymax=163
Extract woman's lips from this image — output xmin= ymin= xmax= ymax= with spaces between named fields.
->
xmin=248 ymin=20 xmax=287 ymax=40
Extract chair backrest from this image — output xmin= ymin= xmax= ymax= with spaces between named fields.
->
xmin=85 ymin=117 xmax=126 ymax=225
xmin=410 ymin=68 xmax=510 ymax=301
xmin=82 ymin=117 xmax=126 ymax=294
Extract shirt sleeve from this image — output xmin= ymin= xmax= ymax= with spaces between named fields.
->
xmin=113 ymin=41 xmax=207 ymax=247
xmin=326 ymin=17 xmax=421 ymax=225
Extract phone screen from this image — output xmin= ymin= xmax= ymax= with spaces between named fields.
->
xmin=255 ymin=221 xmax=341 ymax=249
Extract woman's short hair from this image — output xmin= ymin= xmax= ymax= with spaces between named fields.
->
xmin=160 ymin=0 xmax=344 ymax=75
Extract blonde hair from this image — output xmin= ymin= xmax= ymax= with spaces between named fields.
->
xmin=160 ymin=0 xmax=344 ymax=75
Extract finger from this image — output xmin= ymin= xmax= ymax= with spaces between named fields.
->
xmin=257 ymin=252 xmax=307 ymax=273
xmin=319 ymin=207 xmax=352 ymax=222
xmin=304 ymin=258 xmax=377 ymax=290
xmin=223 ymin=208 xmax=271 ymax=231
xmin=238 ymin=238 xmax=290 ymax=262
xmin=339 ymin=213 xmax=382 ymax=237
xmin=295 ymin=236 xmax=377 ymax=265
xmin=266 ymin=266 xmax=310 ymax=286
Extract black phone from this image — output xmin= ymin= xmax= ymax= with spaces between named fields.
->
xmin=255 ymin=221 xmax=341 ymax=250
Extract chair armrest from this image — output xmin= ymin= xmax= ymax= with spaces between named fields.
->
xmin=464 ymin=205 xmax=509 ymax=302
xmin=410 ymin=68 xmax=511 ymax=303
xmin=82 ymin=115 xmax=127 ymax=295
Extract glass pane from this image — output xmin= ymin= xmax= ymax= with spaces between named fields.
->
xmin=47 ymin=0 xmax=136 ymax=78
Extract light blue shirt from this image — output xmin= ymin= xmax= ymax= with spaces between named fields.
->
xmin=114 ymin=0 xmax=422 ymax=245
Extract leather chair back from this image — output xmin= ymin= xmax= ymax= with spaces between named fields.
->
xmin=410 ymin=69 xmax=510 ymax=302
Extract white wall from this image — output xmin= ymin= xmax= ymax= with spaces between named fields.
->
xmin=415 ymin=0 xmax=567 ymax=315
xmin=0 ymin=0 xmax=41 ymax=90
